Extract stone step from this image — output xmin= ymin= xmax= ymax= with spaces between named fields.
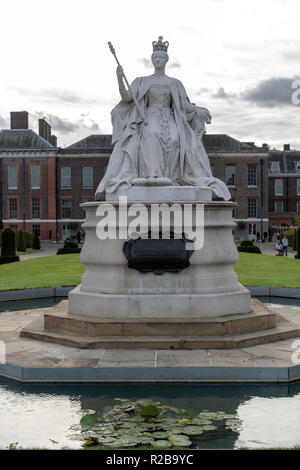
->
xmin=43 ymin=298 xmax=276 ymax=337
xmin=21 ymin=316 xmax=300 ymax=350
xmin=44 ymin=311 xmax=276 ymax=337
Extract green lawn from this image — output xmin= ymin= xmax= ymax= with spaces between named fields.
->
xmin=0 ymin=254 xmax=84 ymax=291
xmin=0 ymin=252 xmax=300 ymax=291
xmin=234 ymin=252 xmax=300 ymax=288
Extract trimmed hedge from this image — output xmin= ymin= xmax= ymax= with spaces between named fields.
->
xmin=295 ymin=227 xmax=300 ymax=259
xmin=57 ymin=240 xmax=81 ymax=255
xmin=239 ymin=239 xmax=254 ymax=247
xmin=17 ymin=230 xmax=27 ymax=252
xmin=237 ymin=239 xmax=262 ymax=254
xmin=32 ymin=228 xmax=41 ymax=250
xmin=0 ymin=227 xmax=20 ymax=264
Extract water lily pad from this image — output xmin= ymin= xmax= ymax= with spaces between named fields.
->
xmin=152 ymin=432 xmax=170 ymax=439
xmin=80 ymin=414 xmax=98 ymax=429
xmin=168 ymin=435 xmax=192 ymax=447
xmin=182 ymin=426 xmax=204 ymax=435
xmin=201 ymin=425 xmax=217 ymax=431
xmin=141 ymin=405 xmax=160 ymax=419
xmin=152 ymin=440 xmax=172 ymax=448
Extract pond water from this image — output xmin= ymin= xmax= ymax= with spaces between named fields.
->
xmin=0 ymin=380 xmax=300 ymax=450
xmin=0 ymin=296 xmax=300 ymax=449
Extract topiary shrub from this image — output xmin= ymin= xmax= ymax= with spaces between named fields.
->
xmin=237 ymin=245 xmax=262 ymax=254
xmin=295 ymin=227 xmax=300 ymax=259
xmin=17 ymin=230 xmax=27 ymax=252
xmin=238 ymin=239 xmax=261 ymax=254
xmin=24 ymin=231 xmax=33 ymax=248
xmin=0 ymin=227 xmax=20 ymax=264
xmin=57 ymin=240 xmax=81 ymax=255
xmin=32 ymin=228 xmax=41 ymax=250
xmin=239 ymin=239 xmax=254 ymax=247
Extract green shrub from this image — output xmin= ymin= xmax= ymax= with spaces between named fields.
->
xmin=240 ymin=239 xmax=254 ymax=247
xmin=24 ymin=231 xmax=33 ymax=248
xmin=32 ymin=229 xmax=41 ymax=250
xmin=0 ymin=227 xmax=20 ymax=264
xmin=237 ymin=245 xmax=262 ymax=254
xmin=57 ymin=240 xmax=81 ymax=255
xmin=295 ymin=227 xmax=300 ymax=259
xmin=17 ymin=230 xmax=27 ymax=252
xmin=238 ymin=239 xmax=261 ymax=254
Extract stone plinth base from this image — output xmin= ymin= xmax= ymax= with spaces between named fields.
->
xmin=20 ymin=299 xmax=300 ymax=350
xmin=68 ymin=284 xmax=250 ymax=319
xmin=69 ymin=199 xmax=251 ymax=319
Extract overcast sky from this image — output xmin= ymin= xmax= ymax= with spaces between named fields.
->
xmin=1 ymin=0 xmax=300 ymax=148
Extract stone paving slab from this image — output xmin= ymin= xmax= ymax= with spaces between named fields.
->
xmin=0 ymin=307 xmax=300 ymax=382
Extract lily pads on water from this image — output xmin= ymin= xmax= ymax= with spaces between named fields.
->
xmin=72 ymin=398 xmax=243 ymax=449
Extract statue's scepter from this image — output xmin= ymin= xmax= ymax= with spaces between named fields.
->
xmin=108 ymin=42 xmax=145 ymax=120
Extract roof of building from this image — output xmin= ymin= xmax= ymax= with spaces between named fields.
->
xmin=203 ymin=134 xmax=252 ymax=150
xmin=66 ymin=134 xmax=112 ymax=149
xmin=0 ymin=129 xmax=54 ymax=149
xmin=268 ymin=150 xmax=300 ymax=173
xmin=66 ymin=133 xmax=254 ymax=151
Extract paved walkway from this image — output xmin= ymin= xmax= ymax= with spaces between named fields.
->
xmin=0 ymin=306 xmax=300 ymax=382
xmin=19 ymin=242 xmax=62 ymax=261
xmin=255 ymin=242 xmax=295 ymax=258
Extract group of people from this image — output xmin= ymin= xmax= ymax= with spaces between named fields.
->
xmin=275 ymin=235 xmax=289 ymax=256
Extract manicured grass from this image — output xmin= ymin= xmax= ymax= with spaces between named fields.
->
xmin=234 ymin=252 xmax=300 ymax=288
xmin=0 ymin=254 xmax=84 ymax=291
xmin=16 ymin=248 xmax=40 ymax=255
xmin=0 ymin=252 xmax=300 ymax=291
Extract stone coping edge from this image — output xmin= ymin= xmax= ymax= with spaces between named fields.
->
xmin=0 ymin=363 xmax=300 ymax=384
xmin=1 ymin=286 xmax=300 ymax=302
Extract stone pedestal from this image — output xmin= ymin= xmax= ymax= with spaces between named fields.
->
xmin=68 ymin=196 xmax=251 ymax=319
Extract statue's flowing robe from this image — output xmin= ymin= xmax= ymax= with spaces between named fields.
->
xmin=96 ymin=76 xmax=231 ymax=201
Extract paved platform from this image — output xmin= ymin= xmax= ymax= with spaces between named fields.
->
xmin=1 ymin=306 xmax=300 ymax=383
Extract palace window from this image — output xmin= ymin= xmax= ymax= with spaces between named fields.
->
xmin=32 ymin=225 xmax=40 ymax=236
xmin=61 ymin=167 xmax=71 ymax=189
xmin=225 ymin=165 xmax=235 ymax=187
xmin=32 ymin=198 xmax=40 ymax=219
xmin=8 ymin=165 xmax=17 ymax=189
xmin=275 ymin=201 xmax=283 ymax=213
xmin=83 ymin=167 xmax=93 ymax=189
xmin=297 ymin=179 xmax=300 ymax=196
xmin=9 ymin=198 xmax=17 ymax=219
xmin=275 ymin=179 xmax=283 ymax=196
xmin=248 ymin=199 xmax=257 ymax=218
xmin=61 ymin=199 xmax=72 ymax=218
xmin=31 ymin=165 xmax=40 ymax=189
xmin=270 ymin=161 xmax=280 ymax=172
xmin=248 ymin=165 xmax=257 ymax=186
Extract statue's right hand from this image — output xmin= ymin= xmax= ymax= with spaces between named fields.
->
xmin=117 ymin=65 xmax=124 ymax=79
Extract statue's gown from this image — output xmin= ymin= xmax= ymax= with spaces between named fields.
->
xmin=96 ymin=75 xmax=231 ymax=201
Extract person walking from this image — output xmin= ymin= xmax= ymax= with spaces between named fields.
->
xmin=282 ymin=235 xmax=289 ymax=256
xmin=275 ymin=239 xmax=283 ymax=256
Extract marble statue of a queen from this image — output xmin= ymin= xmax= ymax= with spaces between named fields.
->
xmin=96 ymin=36 xmax=230 ymax=201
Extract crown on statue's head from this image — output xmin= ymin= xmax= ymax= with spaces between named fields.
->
xmin=152 ymin=36 xmax=169 ymax=53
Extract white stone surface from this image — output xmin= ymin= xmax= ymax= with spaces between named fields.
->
xmin=95 ymin=38 xmax=231 ymax=201
xmin=105 ymin=185 xmax=213 ymax=202
xmin=68 ymin=200 xmax=251 ymax=319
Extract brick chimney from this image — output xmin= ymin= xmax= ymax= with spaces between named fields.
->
xmin=10 ymin=111 xmax=29 ymax=129
xmin=50 ymin=135 xmax=57 ymax=147
xmin=39 ymin=118 xmax=52 ymax=143
xmin=283 ymin=144 xmax=290 ymax=151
